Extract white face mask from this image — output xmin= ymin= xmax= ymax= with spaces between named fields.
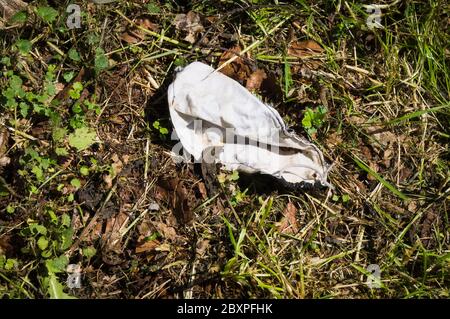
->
xmin=167 ymin=61 xmax=332 ymax=188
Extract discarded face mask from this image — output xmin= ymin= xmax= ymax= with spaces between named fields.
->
xmin=167 ymin=61 xmax=331 ymax=188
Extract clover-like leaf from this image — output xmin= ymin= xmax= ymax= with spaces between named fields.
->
xmin=36 ymin=6 xmax=58 ymax=23
xmin=68 ymin=127 xmax=97 ymax=151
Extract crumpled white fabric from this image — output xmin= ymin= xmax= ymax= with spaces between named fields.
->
xmin=167 ymin=61 xmax=331 ymax=187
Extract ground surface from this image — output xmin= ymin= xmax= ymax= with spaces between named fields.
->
xmin=0 ymin=0 xmax=449 ymax=299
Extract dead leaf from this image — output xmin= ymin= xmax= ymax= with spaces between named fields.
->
xmin=174 ymin=181 xmax=193 ymax=224
xmin=102 ymin=210 xmax=130 ymax=253
xmin=54 ymin=82 xmax=65 ymax=95
xmin=399 ymin=166 xmax=413 ymax=183
xmin=153 ymin=221 xmax=177 ymax=241
xmin=108 ymin=114 xmax=125 ymax=125
xmin=278 ymin=202 xmax=299 ymax=234
xmin=157 ymin=177 xmax=194 ymax=224
xmin=137 ymin=18 xmax=159 ymax=32
xmin=0 ymin=235 xmax=14 ymax=256
xmin=111 ymin=153 xmax=124 ymax=175
xmin=0 ymin=127 xmax=10 ymax=167
xmin=218 ymin=46 xmax=251 ymax=83
xmin=246 ymin=69 xmax=267 ymax=92
xmin=103 ymin=154 xmax=124 ymax=189
xmin=197 ymin=182 xmax=208 ymax=200
xmin=82 ymin=221 xmax=103 ymax=243
xmin=173 ymin=11 xmax=204 ymax=44
xmin=135 ymin=239 xmax=160 ymax=254
xmin=196 ymin=239 xmax=210 ymax=257
xmin=0 ymin=156 xmax=10 ymax=166
xmin=326 ymin=132 xmax=343 ymax=147
xmin=0 ymin=0 xmax=27 ymax=28
xmin=121 ymin=18 xmax=160 ymax=44
xmin=367 ymin=162 xmax=379 ymax=181
xmin=360 ymin=145 xmax=373 ymax=160
xmin=103 ymin=174 xmax=113 ymax=189
xmin=154 ymin=185 xmax=169 ymax=202
xmin=288 ymin=40 xmax=324 ymax=58
xmin=137 ymin=220 xmax=154 ymax=238
xmin=120 ymin=32 xmax=139 ymax=44
xmin=365 ymin=125 xmax=398 ymax=168
xmin=121 ymin=155 xmax=130 ymax=165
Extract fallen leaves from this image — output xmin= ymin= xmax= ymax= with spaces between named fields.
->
xmin=288 ymin=39 xmax=324 ymax=58
xmin=0 ymin=234 xmax=14 ymax=256
xmin=153 ymin=221 xmax=177 ymax=242
xmin=278 ymin=202 xmax=299 ymax=234
xmin=68 ymin=127 xmax=97 ymax=151
xmin=103 ymin=154 xmax=128 ymax=189
xmin=218 ymin=46 xmax=251 ymax=83
xmin=218 ymin=46 xmax=269 ymax=92
xmin=197 ymin=182 xmax=208 ymax=200
xmin=101 ymin=210 xmax=130 ymax=253
xmin=0 ymin=127 xmax=10 ymax=167
xmin=120 ymin=17 xmax=160 ymax=44
xmin=135 ymin=239 xmax=160 ymax=254
xmin=288 ymin=39 xmax=324 ymax=73
xmin=134 ymin=218 xmax=179 ymax=254
xmin=173 ymin=11 xmax=204 ymax=43
xmin=245 ymin=69 xmax=267 ymax=92
xmin=0 ymin=0 xmax=27 ymax=29
xmin=156 ymin=177 xmax=195 ymax=224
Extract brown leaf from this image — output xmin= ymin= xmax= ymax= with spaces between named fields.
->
xmin=121 ymin=18 xmax=159 ymax=44
xmin=0 ymin=127 xmax=8 ymax=153
xmin=137 ymin=220 xmax=154 ymax=238
xmin=0 ymin=156 xmax=10 ymax=167
xmin=102 ymin=154 xmax=124 ymax=188
xmin=102 ymin=211 xmax=130 ymax=252
xmin=196 ymin=239 xmax=210 ymax=257
xmin=218 ymin=46 xmax=251 ymax=83
xmin=0 ymin=235 xmax=14 ymax=256
xmin=109 ymin=115 xmax=125 ymax=125
xmin=0 ymin=0 xmax=27 ymax=28
xmin=155 ymin=177 xmax=195 ymax=224
xmin=153 ymin=221 xmax=177 ymax=241
xmin=0 ymin=127 xmax=10 ymax=167
xmin=154 ymin=185 xmax=169 ymax=202
xmin=246 ymin=69 xmax=267 ymax=92
xmin=137 ymin=18 xmax=159 ymax=32
xmin=278 ymin=202 xmax=299 ymax=234
xmin=326 ymin=132 xmax=343 ymax=147
xmin=174 ymin=181 xmax=193 ymax=224
xmin=103 ymin=174 xmax=113 ymax=189
xmin=82 ymin=221 xmax=103 ymax=243
xmin=173 ymin=11 xmax=204 ymax=44
xmin=288 ymin=40 xmax=324 ymax=58
xmin=120 ymin=32 xmax=139 ymax=44
xmin=111 ymin=153 xmax=124 ymax=175
xmin=157 ymin=177 xmax=194 ymax=224
xmin=197 ymin=182 xmax=208 ymax=200
xmin=135 ymin=239 xmax=160 ymax=254
xmin=367 ymin=162 xmax=379 ymax=181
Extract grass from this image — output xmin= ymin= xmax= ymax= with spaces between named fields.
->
xmin=0 ymin=0 xmax=448 ymax=299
